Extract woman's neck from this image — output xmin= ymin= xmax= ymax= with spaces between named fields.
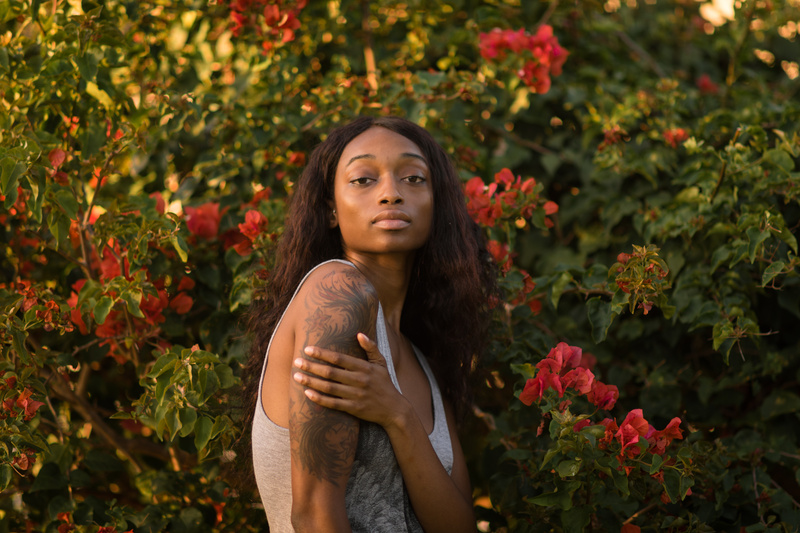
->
xmin=343 ymin=251 xmax=414 ymax=332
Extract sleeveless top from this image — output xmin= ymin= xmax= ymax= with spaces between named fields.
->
xmin=252 ymin=259 xmax=454 ymax=533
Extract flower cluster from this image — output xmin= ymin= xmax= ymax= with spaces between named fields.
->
xmin=479 ymin=25 xmax=569 ymax=93
xmin=612 ymin=245 xmax=670 ymax=315
xmin=229 ymin=0 xmax=307 ymax=51
xmin=1 ymin=375 xmax=44 ymax=422
xmin=593 ymin=410 xmax=685 ymax=477
xmin=519 ymin=342 xmax=619 ymax=410
xmin=663 ymin=127 xmax=689 ymax=148
xmin=465 ymin=168 xmax=558 ymax=229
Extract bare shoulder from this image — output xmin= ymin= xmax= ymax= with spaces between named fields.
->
xmin=293 ymin=262 xmax=379 ymax=354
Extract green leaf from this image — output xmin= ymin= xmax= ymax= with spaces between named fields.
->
xmin=178 ymin=407 xmax=198 ymax=437
xmin=760 ymin=390 xmax=800 ymax=420
xmin=763 ymin=148 xmax=794 ymax=171
xmin=556 ymin=459 xmax=580 ymax=478
xmin=0 ymin=158 xmax=26 ymax=199
xmin=586 ymin=297 xmax=616 ymax=343
xmin=0 ymin=465 xmax=11 ymax=490
xmin=527 ymin=480 xmax=579 ymax=510
xmin=165 ymin=408 xmax=181 ymax=440
xmin=746 ymin=226 xmax=771 ymax=264
xmin=85 ymin=81 xmax=114 ymax=110
xmin=650 ymin=454 xmax=664 ymax=474
xmin=550 ymin=271 xmax=573 ymax=310
xmin=663 ymin=467 xmax=681 ymax=503
xmin=761 ymin=261 xmax=785 ymax=287
xmin=194 ymin=416 xmax=213 ymax=451
xmin=53 ymin=188 xmax=79 ymax=219
xmin=94 ymin=296 xmax=114 ymax=324
xmin=11 ymin=329 xmax=30 ymax=365
xmin=170 ymin=234 xmax=189 ymax=262
xmin=121 ymin=290 xmax=144 ymax=318
xmin=560 ymin=506 xmax=590 ymax=533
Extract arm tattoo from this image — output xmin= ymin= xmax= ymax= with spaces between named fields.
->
xmin=290 ymin=269 xmax=378 ymax=486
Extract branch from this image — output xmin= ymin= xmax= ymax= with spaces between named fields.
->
xmin=616 ymin=31 xmax=666 ymax=79
xmin=43 ymin=369 xmax=145 ymax=473
xmin=360 ymin=0 xmax=378 ymax=95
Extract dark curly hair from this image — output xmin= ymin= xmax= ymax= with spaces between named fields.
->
xmin=237 ymin=115 xmax=497 ymax=486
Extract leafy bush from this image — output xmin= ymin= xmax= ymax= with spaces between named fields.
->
xmin=1 ymin=1 xmax=799 ymax=532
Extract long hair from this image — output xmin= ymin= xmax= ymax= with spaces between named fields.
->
xmin=238 ymin=116 xmax=497 ymax=485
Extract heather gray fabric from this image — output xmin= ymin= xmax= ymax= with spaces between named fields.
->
xmin=252 ymin=259 xmax=453 ymax=533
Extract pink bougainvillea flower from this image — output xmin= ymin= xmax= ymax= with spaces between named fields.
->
xmin=573 ymin=419 xmax=592 ymax=433
xmin=537 ymin=342 xmax=582 ymax=374
xmin=169 ymin=292 xmax=193 ymax=315
xmin=647 ymin=417 xmax=684 ymax=455
xmin=67 ymin=279 xmax=89 ymax=335
xmin=185 ymin=202 xmax=222 ymax=240
xmin=616 ymin=409 xmax=649 ymax=459
xmin=588 ymin=381 xmax=619 ymax=410
xmin=562 ymin=367 xmax=595 ymax=395
xmin=238 ymin=209 xmax=268 ymax=241
xmin=16 ymin=388 xmax=44 ymax=421
xmin=696 ymin=74 xmax=719 ymax=95
xmin=663 ymin=128 xmax=689 ymax=148
xmin=519 ymin=369 xmax=564 ymax=405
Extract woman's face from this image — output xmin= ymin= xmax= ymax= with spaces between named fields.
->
xmin=331 ymin=126 xmax=433 ymax=259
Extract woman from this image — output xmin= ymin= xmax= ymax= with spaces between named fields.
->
xmin=242 ymin=116 xmax=496 ymax=532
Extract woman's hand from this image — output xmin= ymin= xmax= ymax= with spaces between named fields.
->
xmin=294 ymin=333 xmax=409 ymax=429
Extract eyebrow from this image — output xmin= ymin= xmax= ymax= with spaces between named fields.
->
xmin=345 ymin=152 xmax=427 ymax=167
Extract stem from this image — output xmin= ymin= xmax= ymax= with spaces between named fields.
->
xmin=722 ymin=3 xmax=756 ymax=108
xmin=710 ymin=128 xmax=742 ymax=203
xmin=43 ymin=369 xmax=145 ymax=474
xmin=360 ymin=0 xmax=378 ymax=95
xmin=622 ymin=502 xmax=658 ymax=524
xmin=536 ymin=0 xmax=559 ymax=29
xmin=616 ymin=31 xmax=666 ymax=79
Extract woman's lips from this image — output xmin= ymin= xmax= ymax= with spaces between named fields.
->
xmin=372 ymin=210 xmax=411 ymax=229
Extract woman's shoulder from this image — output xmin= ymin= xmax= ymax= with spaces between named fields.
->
xmin=292 ymin=260 xmax=379 ymax=319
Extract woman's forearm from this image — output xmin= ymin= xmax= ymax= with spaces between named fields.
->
xmin=384 ymin=406 xmax=476 ymax=533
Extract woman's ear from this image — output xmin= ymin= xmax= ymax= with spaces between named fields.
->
xmin=327 ymin=201 xmax=338 ymax=228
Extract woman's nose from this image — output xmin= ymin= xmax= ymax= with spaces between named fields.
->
xmin=379 ymin=178 xmax=403 ymax=204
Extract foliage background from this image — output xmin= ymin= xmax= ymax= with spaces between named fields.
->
xmin=1 ymin=0 xmax=799 ymax=531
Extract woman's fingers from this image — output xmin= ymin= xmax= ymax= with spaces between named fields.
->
xmin=357 ymin=333 xmax=387 ymax=366
xmin=303 ymin=345 xmax=368 ymax=370
xmin=293 ymin=370 xmax=356 ymax=398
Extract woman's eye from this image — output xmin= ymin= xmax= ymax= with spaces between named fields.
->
xmin=405 ymin=175 xmax=426 ymax=183
xmin=351 ymin=177 xmax=374 ymax=185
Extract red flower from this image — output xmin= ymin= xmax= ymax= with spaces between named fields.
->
xmin=543 ymin=201 xmax=559 ymax=215
xmin=169 ymin=292 xmax=193 ymax=315
xmin=185 ymin=202 xmax=222 ymax=240
xmin=150 ymin=192 xmax=166 ymax=214
xmin=537 ymin=342 xmax=582 ymax=374
xmin=487 ymin=240 xmax=512 ymax=273
xmin=67 ymin=280 xmax=89 ymax=335
xmin=697 ymin=74 xmax=719 ymax=95
xmin=615 ymin=409 xmax=649 ymax=458
xmin=16 ymin=388 xmax=45 ymax=421
xmin=647 ymin=417 xmax=684 ymax=454
xmin=573 ymin=419 xmax=592 ymax=433
xmin=49 ymin=148 xmax=66 ymax=169
xmin=519 ymin=369 xmax=564 ymax=405
xmin=561 ymin=367 xmax=595 ymax=395
xmin=239 ymin=209 xmax=268 ymax=241
xmin=663 ymin=128 xmax=689 ymax=148
xmin=587 ymin=381 xmax=619 ymax=410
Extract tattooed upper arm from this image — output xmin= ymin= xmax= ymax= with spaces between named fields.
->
xmin=289 ymin=265 xmax=378 ymax=498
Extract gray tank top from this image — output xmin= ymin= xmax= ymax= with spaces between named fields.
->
xmin=252 ymin=259 xmax=454 ymax=533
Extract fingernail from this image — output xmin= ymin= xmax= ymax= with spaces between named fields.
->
xmin=293 ymin=358 xmax=303 ymax=368
xmin=293 ymin=372 xmax=303 ymax=382
xmin=304 ymin=346 xmax=313 ymax=355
